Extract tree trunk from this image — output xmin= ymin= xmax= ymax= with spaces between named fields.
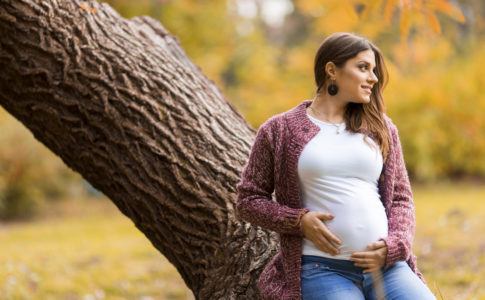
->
xmin=0 ymin=1 xmax=278 ymax=298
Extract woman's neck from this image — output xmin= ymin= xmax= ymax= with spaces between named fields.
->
xmin=308 ymin=94 xmax=346 ymax=123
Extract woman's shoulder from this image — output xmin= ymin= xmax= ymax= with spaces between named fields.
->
xmin=253 ymin=112 xmax=288 ymax=153
xmin=257 ymin=99 xmax=309 ymax=133
xmin=257 ymin=112 xmax=286 ymax=134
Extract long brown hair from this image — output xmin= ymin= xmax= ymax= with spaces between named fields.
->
xmin=313 ymin=32 xmax=391 ymax=162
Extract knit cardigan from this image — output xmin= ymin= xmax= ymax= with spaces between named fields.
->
xmin=235 ymin=99 xmax=426 ymax=300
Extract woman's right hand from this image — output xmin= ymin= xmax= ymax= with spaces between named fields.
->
xmin=300 ymin=211 xmax=342 ymax=256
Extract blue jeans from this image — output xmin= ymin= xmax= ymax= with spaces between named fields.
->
xmin=301 ymin=255 xmax=436 ymax=300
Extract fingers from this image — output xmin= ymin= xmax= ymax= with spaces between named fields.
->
xmin=351 ymin=252 xmax=384 ymax=273
xmin=351 ymin=252 xmax=372 ymax=267
xmin=317 ymin=238 xmax=340 ymax=255
xmin=314 ymin=212 xmax=342 ymax=246
xmin=352 ymin=258 xmax=377 ymax=271
xmin=309 ymin=212 xmax=342 ymax=256
xmin=323 ymin=228 xmax=343 ymax=247
xmin=318 ymin=219 xmax=342 ymax=246
xmin=316 ymin=212 xmax=335 ymax=221
xmin=350 ymin=257 xmax=370 ymax=264
xmin=320 ymin=228 xmax=342 ymax=255
xmin=367 ymin=240 xmax=386 ymax=250
xmin=352 ymin=251 xmax=378 ymax=258
xmin=350 ymin=251 xmax=378 ymax=259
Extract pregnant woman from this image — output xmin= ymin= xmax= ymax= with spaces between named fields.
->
xmin=236 ymin=32 xmax=436 ymax=299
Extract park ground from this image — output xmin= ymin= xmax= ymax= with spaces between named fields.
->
xmin=1 ymin=181 xmax=484 ymax=299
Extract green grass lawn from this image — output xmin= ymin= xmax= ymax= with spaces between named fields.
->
xmin=0 ymin=181 xmax=484 ymax=299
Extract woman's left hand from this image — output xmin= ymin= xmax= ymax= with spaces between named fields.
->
xmin=350 ymin=240 xmax=388 ymax=273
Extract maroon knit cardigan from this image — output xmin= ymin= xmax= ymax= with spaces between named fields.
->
xmin=235 ymin=99 xmax=426 ymax=300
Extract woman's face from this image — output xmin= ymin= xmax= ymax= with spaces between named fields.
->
xmin=329 ymin=49 xmax=379 ymax=104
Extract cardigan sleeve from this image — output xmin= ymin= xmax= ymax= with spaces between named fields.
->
xmin=235 ymin=122 xmax=309 ymax=237
xmin=379 ymin=125 xmax=416 ymax=268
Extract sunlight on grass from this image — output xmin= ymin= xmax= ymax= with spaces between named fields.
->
xmin=412 ymin=181 xmax=485 ymax=300
xmin=0 ymin=198 xmax=194 ymax=300
xmin=0 ymin=182 xmax=484 ymax=299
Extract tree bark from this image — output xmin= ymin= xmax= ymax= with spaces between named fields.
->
xmin=0 ymin=1 xmax=278 ymax=298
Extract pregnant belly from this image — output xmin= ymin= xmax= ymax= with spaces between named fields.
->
xmin=326 ymin=204 xmax=388 ymax=256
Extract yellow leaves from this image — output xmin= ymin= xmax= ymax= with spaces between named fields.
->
xmin=428 ymin=0 xmax=466 ymax=23
xmin=383 ymin=0 xmax=398 ymax=23
xmin=399 ymin=3 xmax=412 ymax=42
xmin=424 ymin=9 xmax=441 ymax=34
xmin=355 ymin=0 xmax=383 ymax=20
xmin=398 ymin=0 xmax=466 ymax=39
xmin=420 ymin=0 xmax=466 ymax=35
xmin=313 ymin=4 xmax=360 ymax=34
xmin=286 ymin=47 xmax=313 ymax=74
xmin=295 ymin=0 xmax=465 ymax=44
xmin=388 ymin=42 xmax=485 ymax=179
xmin=392 ymin=32 xmax=452 ymax=67
xmin=294 ymin=0 xmax=326 ymax=17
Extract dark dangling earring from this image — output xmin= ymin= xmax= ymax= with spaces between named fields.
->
xmin=327 ymin=78 xmax=338 ymax=96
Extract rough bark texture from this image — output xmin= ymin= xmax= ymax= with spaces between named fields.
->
xmin=0 ymin=1 xmax=277 ymax=298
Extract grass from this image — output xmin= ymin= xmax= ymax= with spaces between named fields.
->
xmin=0 ymin=181 xmax=484 ymax=299
xmin=412 ymin=181 xmax=485 ymax=300
xmin=0 ymin=198 xmax=194 ymax=300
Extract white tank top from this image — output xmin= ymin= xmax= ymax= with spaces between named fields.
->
xmin=299 ymin=112 xmax=388 ymax=260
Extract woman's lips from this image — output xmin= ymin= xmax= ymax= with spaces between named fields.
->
xmin=362 ymin=87 xmax=372 ymax=94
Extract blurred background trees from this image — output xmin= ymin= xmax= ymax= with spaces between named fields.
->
xmin=81 ymin=0 xmax=485 ymax=182
xmin=1 ymin=1 xmax=483 ymax=298
xmin=1 ymin=0 xmax=483 ymax=215
xmin=0 ymin=109 xmax=95 ymax=220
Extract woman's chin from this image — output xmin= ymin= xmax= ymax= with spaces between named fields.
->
xmin=348 ymin=96 xmax=371 ymax=104
xmin=356 ymin=99 xmax=371 ymax=104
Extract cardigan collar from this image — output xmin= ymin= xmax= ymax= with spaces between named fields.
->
xmin=284 ymin=99 xmax=320 ymax=137
xmin=284 ymin=99 xmax=375 ymax=138
xmin=282 ymin=99 xmax=393 ymax=213
xmin=283 ymin=98 xmax=388 ymax=152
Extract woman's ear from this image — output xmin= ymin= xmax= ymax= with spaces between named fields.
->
xmin=325 ymin=61 xmax=337 ymax=79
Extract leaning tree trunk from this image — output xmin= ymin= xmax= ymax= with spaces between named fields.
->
xmin=0 ymin=1 xmax=279 ymax=298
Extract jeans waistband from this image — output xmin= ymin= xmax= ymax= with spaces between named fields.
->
xmin=301 ymin=255 xmax=365 ymax=274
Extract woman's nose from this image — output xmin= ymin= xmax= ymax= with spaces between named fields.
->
xmin=369 ymin=72 xmax=378 ymax=83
